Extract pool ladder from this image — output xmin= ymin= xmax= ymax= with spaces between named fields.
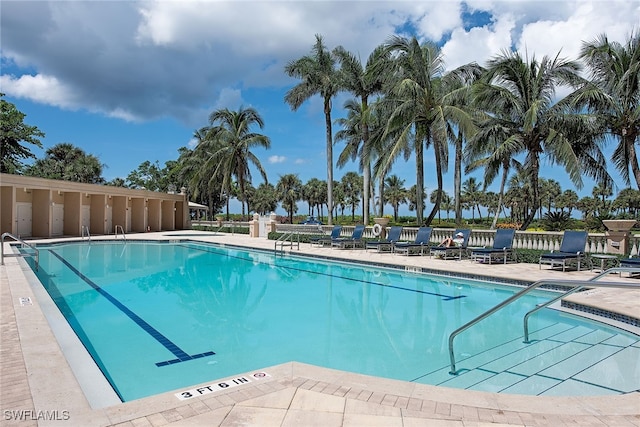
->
xmin=115 ymin=225 xmax=127 ymax=242
xmin=274 ymin=231 xmax=300 ymax=255
xmin=81 ymin=225 xmax=91 ymax=242
xmin=448 ymin=266 xmax=640 ymax=375
xmin=1 ymin=232 xmax=39 ymax=271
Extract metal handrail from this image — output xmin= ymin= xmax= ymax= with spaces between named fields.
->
xmin=274 ymin=231 xmax=300 ymax=254
xmin=448 ymin=266 xmax=640 ymax=375
xmin=114 ymin=225 xmax=126 ymax=241
xmin=81 ymin=225 xmax=91 ymax=241
xmin=1 ymin=232 xmax=39 ymax=271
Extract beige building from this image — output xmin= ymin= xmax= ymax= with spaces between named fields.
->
xmin=0 ymin=173 xmax=189 ymax=238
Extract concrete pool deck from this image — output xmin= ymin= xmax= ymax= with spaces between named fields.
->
xmin=1 ymin=230 xmax=638 ymax=426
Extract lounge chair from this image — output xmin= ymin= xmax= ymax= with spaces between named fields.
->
xmin=310 ymin=225 xmax=342 ymax=247
xmin=393 ymin=227 xmax=433 ymax=256
xmin=331 ymin=224 xmax=365 ymax=249
xmin=430 ymin=229 xmax=471 ymax=260
xmin=365 ymin=226 xmax=403 ymax=252
xmin=620 ymin=256 xmax=640 ymax=277
xmin=621 ymin=256 xmax=640 ymax=268
xmin=539 ymin=230 xmax=588 ymax=271
xmin=470 ymin=229 xmax=516 ymax=264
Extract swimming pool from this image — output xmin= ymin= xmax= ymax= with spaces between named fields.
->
xmin=27 ymin=240 xmax=639 ymax=401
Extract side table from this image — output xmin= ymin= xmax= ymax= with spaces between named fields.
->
xmin=590 ymin=254 xmax=620 ymax=273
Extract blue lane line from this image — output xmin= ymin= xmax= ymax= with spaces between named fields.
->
xmin=183 ymin=243 xmax=466 ymax=301
xmin=47 ymin=249 xmax=215 ymax=367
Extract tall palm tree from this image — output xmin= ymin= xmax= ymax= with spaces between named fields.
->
xmin=381 ymin=36 xmax=479 ymax=225
xmin=465 ymin=112 xmax=522 ymax=229
xmin=474 ymin=50 xmax=612 ymax=229
xmin=194 ymin=107 xmax=270 ymax=218
xmin=285 ymin=34 xmax=340 ymax=225
xmin=384 ymin=174 xmax=407 ymax=221
xmin=276 ymin=174 xmax=302 ymax=223
xmin=576 ymin=32 xmax=640 ymax=190
xmin=333 ymin=44 xmax=390 ymax=224
xmin=461 ymin=177 xmax=483 ymax=222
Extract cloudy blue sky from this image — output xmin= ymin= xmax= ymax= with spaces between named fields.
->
xmin=2 ymin=1 xmax=638 ymax=215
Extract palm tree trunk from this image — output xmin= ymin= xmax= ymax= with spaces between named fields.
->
xmin=491 ymin=164 xmax=509 ymax=229
xmin=454 ymin=132 xmax=462 ymax=225
xmin=628 ymin=137 xmax=640 ymax=190
xmin=521 ymin=156 xmax=540 ymax=230
xmin=424 ymin=138 xmax=442 ymax=225
xmin=378 ymin=177 xmax=385 ymax=217
xmin=415 ymin=139 xmax=424 ymax=224
xmin=363 ymin=165 xmax=371 ymax=224
xmin=324 ymin=98 xmax=334 ymax=225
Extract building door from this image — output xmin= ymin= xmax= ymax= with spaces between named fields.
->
xmin=52 ymin=204 xmax=64 ymax=236
xmin=81 ymin=205 xmax=90 ymax=233
xmin=16 ymin=202 xmax=32 ymax=237
xmin=106 ymin=204 xmax=113 ymax=234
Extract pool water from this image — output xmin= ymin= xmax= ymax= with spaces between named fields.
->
xmin=29 ymin=241 xmax=639 ymax=401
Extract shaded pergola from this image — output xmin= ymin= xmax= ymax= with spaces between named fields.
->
xmin=188 ymin=201 xmax=209 ymax=220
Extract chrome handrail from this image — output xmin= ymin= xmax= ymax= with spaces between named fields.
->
xmin=81 ymin=225 xmax=91 ymax=242
xmin=114 ymin=225 xmax=126 ymax=242
xmin=448 ymin=267 xmax=640 ymax=375
xmin=1 ymin=232 xmax=39 ymax=271
xmin=274 ymin=231 xmax=300 ymax=255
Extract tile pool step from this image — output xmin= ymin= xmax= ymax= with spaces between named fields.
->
xmin=413 ymin=323 xmax=639 ymax=396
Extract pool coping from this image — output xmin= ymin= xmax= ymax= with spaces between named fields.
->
xmin=2 ymin=232 xmax=639 ymax=426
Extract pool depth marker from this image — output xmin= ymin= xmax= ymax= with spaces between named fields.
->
xmin=47 ymin=249 xmax=215 ymax=367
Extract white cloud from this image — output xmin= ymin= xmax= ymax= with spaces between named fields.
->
xmin=412 ymin=1 xmax=464 ymax=41
xmin=294 ymin=159 xmax=306 ymax=165
xmin=0 ymin=74 xmax=78 ymax=109
xmin=442 ymin=12 xmax=515 ymax=69
xmin=269 ymin=155 xmax=286 ymax=164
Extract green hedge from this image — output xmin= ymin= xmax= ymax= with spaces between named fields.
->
xmin=192 ymin=225 xmax=250 ymax=235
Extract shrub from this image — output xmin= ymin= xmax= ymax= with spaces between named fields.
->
xmin=542 ymin=211 xmax=571 ymax=231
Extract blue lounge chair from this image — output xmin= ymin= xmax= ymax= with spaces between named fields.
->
xmin=621 ymin=256 xmax=640 ymax=268
xmin=539 ymin=230 xmax=588 ymax=271
xmin=310 ymin=225 xmax=342 ymax=247
xmin=331 ymin=225 xmax=365 ymax=249
xmin=620 ymin=256 xmax=640 ymax=277
xmin=366 ymin=226 xmax=403 ymax=252
xmin=470 ymin=229 xmax=516 ymax=264
xmin=430 ymin=229 xmax=471 ymax=260
xmin=393 ymin=227 xmax=433 ymax=256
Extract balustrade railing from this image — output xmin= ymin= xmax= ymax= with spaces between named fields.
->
xmin=271 ymin=224 xmax=638 ymax=256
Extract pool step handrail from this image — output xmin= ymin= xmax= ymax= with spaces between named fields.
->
xmin=1 ymin=232 xmax=39 ymax=271
xmin=114 ymin=225 xmax=126 ymax=242
xmin=448 ymin=266 xmax=640 ymax=375
xmin=81 ymin=225 xmax=91 ymax=242
xmin=274 ymin=231 xmax=300 ymax=255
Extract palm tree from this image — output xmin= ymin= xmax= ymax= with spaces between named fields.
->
xmin=333 ymin=44 xmax=390 ymax=224
xmin=381 ymin=36 xmax=479 ymax=225
xmin=473 ymin=49 xmax=612 ymax=229
xmin=464 ymin=107 xmax=521 ymax=229
xmin=25 ymin=142 xmax=104 ymax=184
xmin=341 ymin=172 xmax=362 ymax=221
xmin=285 ymin=34 xmax=340 ymax=225
xmin=252 ymin=183 xmax=278 ymax=215
xmin=180 ymin=128 xmax=225 ymax=216
xmin=576 ymin=32 xmax=640 ymax=190
xmin=195 ymin=107 xmax=271 ymax=219
xmin=461 ymin=177 xmax=483 ymax=222
xmin=538 ymin=178 xmax=561 ymax=218
xmin=384 ymin=174 xmax=407 ymax=221
xmin=276 ymin=174 xmax=302 ymax=223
